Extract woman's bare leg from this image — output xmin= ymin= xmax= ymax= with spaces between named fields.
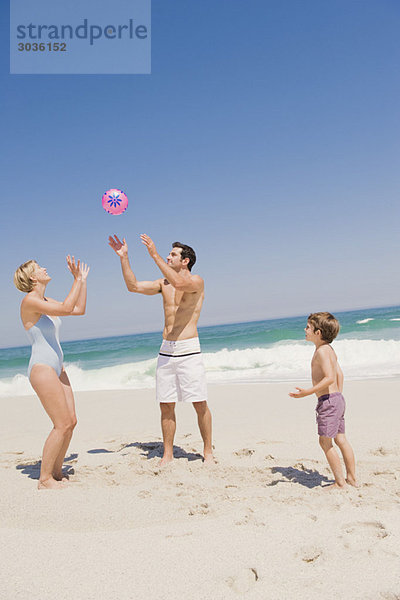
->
xmin=52 ymin=369 xmax=77 ymax=480
xmin=30 ymin=365 xmax=75 ymax=490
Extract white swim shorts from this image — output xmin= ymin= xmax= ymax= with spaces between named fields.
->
xmin=156 ymin=337 xmax=208 ymax=403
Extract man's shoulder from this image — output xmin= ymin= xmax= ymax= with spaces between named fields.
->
xmin=189 ymin=273 xmax=204 ymax=292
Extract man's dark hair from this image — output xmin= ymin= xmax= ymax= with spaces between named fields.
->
xmin=172 ymin=242 xmax=196 ymax=271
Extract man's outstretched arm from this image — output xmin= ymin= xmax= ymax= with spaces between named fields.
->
xmin=108 ymin=235 xmax=162 ymax=295
xmin=140 ymin=234 xmax=203 ymax=293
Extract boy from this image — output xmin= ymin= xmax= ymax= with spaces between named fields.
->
xmin=289 ymin=312 xmax=357 ymax=489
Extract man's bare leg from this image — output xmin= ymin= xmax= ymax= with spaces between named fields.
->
xmin=334 ymin=433 xmax=358 ymax=487
xmin=319 ymin=436 xmax=346 ymax=488
xmin=160 ymin=402 xmax=176 ymax=465
xmin=193 ymin=401 xmax=214 ymax=463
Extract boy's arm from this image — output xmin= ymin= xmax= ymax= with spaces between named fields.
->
xmin=289 ymin=346 xmax=336 ymax=398
xmin=337 ymin=363 xmax=344 ymax=393
xmin=109 ymin=235 xmax=162 ymax=295
xmin=140 ymin=234 xmax=204 ymax=293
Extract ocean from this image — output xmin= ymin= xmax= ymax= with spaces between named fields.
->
xmin=1 ymin=305 xmax=400 ymax=397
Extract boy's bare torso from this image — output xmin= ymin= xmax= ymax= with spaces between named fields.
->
xmin=311 ymin=344 xmax=343 ymax=397
xmin=160 ymin=278 xmax=204 ymax=340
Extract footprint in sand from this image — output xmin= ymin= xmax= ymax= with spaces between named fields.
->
xmin=379 ymin=593 xmax=400 ymax=600
xmin=235 ymin=509 xmax=266 ymax=527
xmin=188 ymin=503 xmax=211 ymax=516
xmin=138 ymin=490 xmax=151 ymax=499
xmin=296 ymin=546 xmax=322 ymax=563
xmin=342 ymin=521 xmax=389 ymax=544
xmin=165 ymin=531 xmax=193 ymax=539
xmin=235 ymin=508 xmax=254 ymax=526
xmin=226 ymin=568 xmax=258 ymax=594
xmin=371 ymin=446 xmax=396 ymax=457
xmin=234 ymin=448 xmax=255 ymax=457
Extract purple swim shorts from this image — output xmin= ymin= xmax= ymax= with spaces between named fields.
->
xmin=316 ymin=392 xmax=346 ymax=438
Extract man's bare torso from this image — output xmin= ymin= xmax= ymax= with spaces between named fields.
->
xmin=160 ymin=278 xmax=204 ymax=340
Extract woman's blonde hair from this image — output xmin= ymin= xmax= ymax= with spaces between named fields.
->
xmin=14 ymin=260 xmax=37 ymax=293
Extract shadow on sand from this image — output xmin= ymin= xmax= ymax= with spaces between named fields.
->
xmin=88 ymin=441 xmax=204 ymax=462
xmin=268 ymin=465 xmax=331 ymax=489
xmin=16 ymin=453 xmax=78 ymax=480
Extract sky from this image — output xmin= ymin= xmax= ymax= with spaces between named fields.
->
xmin=1 ymin=0 xmax=399 ymax=348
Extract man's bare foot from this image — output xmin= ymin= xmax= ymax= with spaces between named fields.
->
xmin=323 ymin=481 xmax=346 ymax=490
xmin=203 ymin=453 xmax=215 ymax=465
xmin=159 ymin=455 xmax=173 ymax=467
xmin=346 ymin=477 xmax=359 ymax=488
xmin=53 ymin=471 xmax=69 ymax=482
xmin=38 ymin=477 xmax=64 ymax=490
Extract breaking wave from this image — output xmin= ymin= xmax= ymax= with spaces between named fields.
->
xmin=1 ymin=338 xmax=399 ymax=397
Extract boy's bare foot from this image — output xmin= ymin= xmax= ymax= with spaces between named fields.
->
xmin=38 ymin=477 xmax=64 ymax=490
xmin=203 ymin=453 xmax=215 ymax=465
xmin=346 ymin=477 xmax=359 ymax=488
xmin=159 ymin=455 xmax=173 ymax=467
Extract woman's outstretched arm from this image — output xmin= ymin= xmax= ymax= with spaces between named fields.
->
xmin=22 ymin=256 xmax=84 ymax=318
xmin=70 ymin=262 xmax=90 ymax=315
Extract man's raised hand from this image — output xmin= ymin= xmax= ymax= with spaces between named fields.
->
xmin=108 ymin=235 xmax=128 ymax=257
xmin=140 ymin=234 xmax=157 ymax=258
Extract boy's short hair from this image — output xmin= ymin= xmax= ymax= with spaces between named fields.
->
xmin=172 ymin=242 xmax=196 ymax=271
xmin=308 ymin=312 xmax=340 ymax=343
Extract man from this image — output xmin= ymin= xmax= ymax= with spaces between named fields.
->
xmin=109 ymin=233 xmax=214 ymax=465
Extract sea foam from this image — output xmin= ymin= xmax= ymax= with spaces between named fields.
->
xmin=1 ymin=338 xmax=399 ymax=397
xmin=356 ymin=318 xmax=375 ymax=324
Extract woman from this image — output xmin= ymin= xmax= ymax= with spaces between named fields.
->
xmin=14 ymin=256 xmax=89 ymax=489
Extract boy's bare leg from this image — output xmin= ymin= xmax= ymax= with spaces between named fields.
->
xmin=193 ymin=401 xmax=214 ymax=463
xmin=319 ymin=436 xmax=346 ymax=488
xmin=160 ymin=402 xmax=176 ymax=465
xmin=334 ymin=433 xmax=358 ymax=486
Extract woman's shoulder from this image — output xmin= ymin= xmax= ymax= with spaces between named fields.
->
xmin=21 ymin=292 xmax=34 ymax=307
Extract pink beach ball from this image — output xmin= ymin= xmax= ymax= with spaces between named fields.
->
xmin=102 ymin=189 xmax=128 ymax=215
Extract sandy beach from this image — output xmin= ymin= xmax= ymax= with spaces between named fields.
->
xmin=1 ymin=379 xmax=399 ymax=600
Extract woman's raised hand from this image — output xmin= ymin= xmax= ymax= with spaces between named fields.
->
xmin=67 ymin=255 xmax=81 ymax=279
xmin=80 ymin=262 xmax=90 ymax=281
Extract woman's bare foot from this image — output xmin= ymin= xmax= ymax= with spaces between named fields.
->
xmin=38 ymin=477 xmax=64 ymax=490
xmin=159 ymin=455 xmax=173 ymax=467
